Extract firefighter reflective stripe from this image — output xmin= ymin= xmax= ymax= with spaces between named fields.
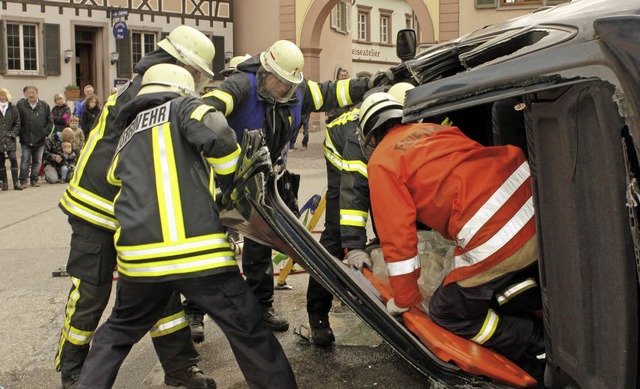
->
xmin=190 ymin=104 xmax=213 ymax=121
xmin=204 ymin=89 xmax=234 ymax=116
xmin=206 ymin=144 xmax=241 ymax=175
xmin=63 ymin=322 xmax=93 ymax=345
xmin=66 ymin=184 xmax=114 ymax=215
xmin=342 ymin=159 xmax=368 ymax=178
xmin=454 ymin=197 xmax=534 ymax=269
xmin=387 ymin=255 xmax=421 ymax=276
xmin=117 ymin=250 xmax=237 ymax=278
xmin=308 ymin=80 xmax=324 ymax=110
xmin=153 ymin=123 xmax=185 ymax=242
xmin=149 ymin=311 xmax=189 ymax=337
xmin=471 ymin=309 xmax=499 ymax=345
xmin=496 ymin=278 xmax=537 ymax=306
xmin=340 ymin=209 xmax=368 ymax=227
xmin=324 ymin=133 xmax=343 ymax=170
xmin=209 ymin=169 xmax=216 ymax=201
xmin=70 ymin=93 xmax=117 ymax=186
xmin=336 ymin=79 xmax=353 ymax=107
xmin=118 ymin=233 xmax=229 ymax=260
xmin=60 ymin=193 xmax=118 ymax=231
xmin=60 ymin=277 xmax=93 ymax=346
xmin=457 ymin=162 xmax=531 ymax=249
xmin=106 ymin=154 xmax=121 ymax=187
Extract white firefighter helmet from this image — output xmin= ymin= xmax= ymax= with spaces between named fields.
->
xmin=157 ymin=26 xmax=215 ymax=82
xmin=229 ymin=54 xmax=251 ymax=70
xmin=357 ymin=92 xmax=404 ymax=159
xmin=387 ymin=82 xmax=415 ymax=104
xmin=138 ymin=64 xmax=195 ymax=97
xmin=220 ymin=54 xmax=251 ymax=77
xmin=260 ymin=40 xmax=304 ymax=85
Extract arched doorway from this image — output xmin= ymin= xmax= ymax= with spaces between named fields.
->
xmin=299 ymin=0 xmax=435 ymax=81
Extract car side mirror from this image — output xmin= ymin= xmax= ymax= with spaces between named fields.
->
xmin=396 ymin=29 xmax=417 ymax=61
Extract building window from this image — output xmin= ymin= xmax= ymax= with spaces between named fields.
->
xmin=132 ymin=32 xmax=156 ymax=68
xmin=405 ymin=13 xmax=413 ymax=29
xmin=380 ymin=16 xmax=389 ymax=44
xmin=331 ymin=2 xmax=351 ymax=34
xmin=380 ymin=9 xmax=392 ymax=45
xmin=357 ymin=6 xmax=371 ymax=43
xmin=500 ymin=0 xmax=543 ymax=5
xmin=6 ymin=22 xmax=39 ymax=73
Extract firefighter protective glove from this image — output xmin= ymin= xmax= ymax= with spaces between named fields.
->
xmin=368 ymin=68 xmax=394 ymax=89
xmin=345 ymin=249 xmax=372 ymax=271
xmin=387 ymin=298 xmax=410 ymax=316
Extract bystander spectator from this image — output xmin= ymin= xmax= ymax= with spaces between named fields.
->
xmin=16 ymin=85 xmax=52 ymax=188
xmin=43 ymin=128 xmax=75 ymax=183
xmin=79 ymin=95 xmax=100 ymax=138
xmin=0 ymin=87 xmax=22 ymax=191
xmin=73 ymin=85 xmax=95 ymax=122
xmin=52 ymin=94 xmax=71 ymax=134
xmin=67 ymin=117 xmax=85 ymax=154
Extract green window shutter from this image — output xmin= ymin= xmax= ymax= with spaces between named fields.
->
xmin=44 ymin=23 xmax=60 ymax=76
xmin=476 ymin=0 xmax=498 ymax=8
xmin=116 ymin=35 xmax=132 ymax=78
xmin=212 ymin=35 xmax=225 ymax=81
xmin=0 ymin=22 xmax=5 ymax=74
xmin=547 ymin=0 xmax=569 ymax=5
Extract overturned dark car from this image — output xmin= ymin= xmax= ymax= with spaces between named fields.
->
xmin=222 ymin=1 xmax=640 ymax=388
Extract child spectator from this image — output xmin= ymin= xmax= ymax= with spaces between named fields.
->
xmin=43 ymin=128 xmax=74 ymax=183
xmin=68 ymin=116 xmax=85 ymax=153
xmin=59 ymin=141 xmax=76 ymax=182
xmin=79 ymin=95 xmax=100 ymax=138
xmin=52 ymin=94 xmax=71 ymax=134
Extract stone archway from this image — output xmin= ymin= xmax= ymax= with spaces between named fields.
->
xmin=299 ymin=0 xmax=435 ymax=81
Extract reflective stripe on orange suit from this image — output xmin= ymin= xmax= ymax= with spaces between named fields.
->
xmin=368 ymin=123 xmax=535 ymax=308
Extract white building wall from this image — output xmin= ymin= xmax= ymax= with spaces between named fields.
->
xmin=351 ymin=0 xmax=414 ymax=76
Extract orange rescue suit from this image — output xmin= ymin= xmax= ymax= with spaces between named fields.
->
xmin=368 ymin=123 xmax=535 ymax=308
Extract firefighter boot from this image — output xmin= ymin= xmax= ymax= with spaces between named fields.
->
xmin=263 ymin=306 xmax=289 ymax=332
xmin=309 ymin=314 xmax=335 ymax=347
xmin=11 ymin=168 xmax=22 ymax=190
xmin=164 ymin=365 xmax=216 ymax=389
xmin=60 ymin=372 xmax=80 ymax=389
xmin=516 ymin=326 xmax=546 ymax=381
xmin=188 ymin=313 xmax=205 ymax=343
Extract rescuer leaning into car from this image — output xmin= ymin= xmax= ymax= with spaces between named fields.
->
xmin=357 ymin=91 xmax=545 ymax=379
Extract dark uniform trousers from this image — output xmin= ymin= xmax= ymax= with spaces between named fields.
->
xmin=78 ymin=272 xmax=297 ymax=389
xmin=429 ymin=264 xmax=542 ymax=361
xmin=307 ymin=160 xmax=344 ymax=317
xmin=55 ymin=219 xmax=199 ymax=376
xmin=242 ymin=238 xmax=276 ymax=309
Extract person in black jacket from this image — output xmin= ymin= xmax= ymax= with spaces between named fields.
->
xmin=202 ymin=40 xmax=390 ymax=333
xmin=78 ymin=63 xmax=296 ymax=389
xmin=16 ymin=85 xmax=52 ymax=187
xmin=0 ymin=87 xmax=22 ymax=191
xmin=56 ymin=26 xmax=222 ymax=389
xmin=79 ymin=95 xmax=101 ymax=138
xmin=52 ymin=94 xmax=71 ymax=134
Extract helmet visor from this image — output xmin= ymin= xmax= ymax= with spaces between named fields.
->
xmin=257 ymin=67 xmax=298 ymax=103
xmin=357 ymin=127 xmax=377 ymax=160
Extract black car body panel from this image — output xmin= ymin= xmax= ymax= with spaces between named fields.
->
xmin=221 ymin=1 xmax=640 ymax=388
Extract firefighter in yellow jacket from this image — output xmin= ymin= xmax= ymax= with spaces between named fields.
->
xmin=77 ymin=64 xmax=297 ymax=389
xmin=56 ymin=26 xmax=218 ymax=389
